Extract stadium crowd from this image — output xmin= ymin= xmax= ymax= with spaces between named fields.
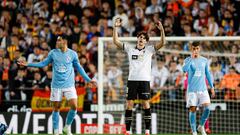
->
xmin=0 ymin=0 xmax=239 ymax=108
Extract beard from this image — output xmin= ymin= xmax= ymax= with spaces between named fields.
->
xmin=193 ymin=54 xmax=198 ymax=58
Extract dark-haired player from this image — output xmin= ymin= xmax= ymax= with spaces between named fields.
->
xmin=18 ymin=36 xmax=96 ymax=135
xmin=113 ymin=18 xmax=166 ymax=135
xmin=183 ymin=42 xmax=215 ymax=135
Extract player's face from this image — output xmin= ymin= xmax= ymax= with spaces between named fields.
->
xmin=137 ymin=34 xmax=147 ymax=47
xmin=57 ymin=37 xmax=66 ymax=49
xmin=191 ymin=46 xmax=200 ymax=58
xmin=157 ymin=61 xmax=164 ymax=68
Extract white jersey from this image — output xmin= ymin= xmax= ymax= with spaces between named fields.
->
xmin=123 ymin=43 xmax=155 ymax=81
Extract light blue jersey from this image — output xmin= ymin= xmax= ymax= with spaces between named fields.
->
xmin=28 ymin=49 xmax=91 ymax=89
xmin=182 ymin=56 xmax=214 ymax=92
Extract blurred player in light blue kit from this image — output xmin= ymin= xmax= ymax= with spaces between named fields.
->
xmin=0 ymin=123 xmax=8 ymax=135
xmin=182 ymin=42 xmax=215 ymax=135
xmin=18 ymin=35 xmax=96 ymax=135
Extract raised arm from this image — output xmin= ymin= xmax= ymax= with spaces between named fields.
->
xmin=154 ymin=21 xmax=166 ymax=50
xmin=113 ymin=18 xmax=124 ymax=49
xmin=18 ymin=51 xmax=53 ymax=68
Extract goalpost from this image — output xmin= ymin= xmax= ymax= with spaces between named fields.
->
xmin=97 ymin=36 xmax=240 ymax=134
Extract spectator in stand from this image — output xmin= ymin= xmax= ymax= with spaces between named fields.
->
xmin=32 ymin=72 xmax=44 ymax=90
xmin=7 ymin=34 xmax=19 ymax=61
xmin=193 ymin=10 xmax=208 ymax=33
xmin=163 ymin=16 xmax=174 ymax=36
xmin=106 ymin=63 xmax=123 ymax=103
xmin=145 ymin=0 xmax=163 ymax=15
xmin=221 ymin=10 xmax=234 ymax=36
xmin=179 ymin=0 xmax=193 ymax=8
xmin=112 ymin=5 xmax=129 ymax=29
xmin=231 ymin=43 xmax=239 ymax=54
xmin=12 ymin=68 xmax=27 ymax=100
xmin=226 ymin=56 xmax=240 ymax=74
xmin=208 ymin=16 xmax=219 ymax=36
xmin=132 ymin=7 xmax=148 ymax=36
xmin=151 ymin=60 xmax=169 ymax=92
xmin=191 ymin=1 xmax=200 ymax=19
xmin=42 ymin=69 xmax=52 ymax=91
xmin=220 ymin=67 xmax=240 ymax=100
xmin=100 ymin=1 xmax=114 ymax=20
xmin=0 ymin=26 xmax=8 ymax=49
xmin=1 ymin=57 xmax=16 ymax=101
xmin=0 ymin=57 xmax=11 ymax=90
xmin=79 ymin=56 xmax=89 ymax=72
xmin=167 ymin=0 xmax=180 ymax=17
xmin=86 ymin=36 xmax=98 ymax=65
xmin=87 ymin=63 xmax=98 ymax=103
xmin=210 ymin=61 xmax=224 ymax=99
xmin=0 ymin=48 xmax=5 ymax=58
xmin=27 ymin=46 xmax=44 ymax=63
xmin=181 ymin=8 xmax=193 ymax=27
xmin=166 ymin=60 xmax=182 ymax=100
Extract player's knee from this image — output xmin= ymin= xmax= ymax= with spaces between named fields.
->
xmin=142 ymin=100 xmax=150 ymax=109
xmin=53 ymin=107 xmax=60 ymax=111
xmin=126 ymin=100 xmax=134 ymax=109
xmin=52 ymin=102 xmax=61 ymax=111
xmin=71 ymin=104 xmax=77 ymax=110
xmin=68 ymin=98 xmax=78 ymax=110
xmin=189 ymin=107 xmax=197 ymax=112
xmin=53 ymin=104 xmax=61 ymax=111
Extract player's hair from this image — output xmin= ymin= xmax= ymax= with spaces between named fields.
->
xmin=191 ymin=41 xmax=200 ymax=47
xmin=58 ymin=34 xmax=68 ymax=40
xmin=229 ymin=66 xmax=236 ymax=71
xmin=137 ymin=31 xmax=149 ymax=41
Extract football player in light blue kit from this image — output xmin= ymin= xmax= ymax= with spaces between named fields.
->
xmin=182 ymin=42 xmax=215 ymax=135
xmin=18 ymin=36 xmax=96 ymax=135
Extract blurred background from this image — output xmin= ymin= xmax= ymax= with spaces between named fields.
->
xmin=0 ymin=0 xmax=239 ymax=134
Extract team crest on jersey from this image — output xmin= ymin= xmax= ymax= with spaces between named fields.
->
xmin=66 ymin=55 xmax=71 ymax=62
xmin=138 ymin=55 xmax=144 ymax=61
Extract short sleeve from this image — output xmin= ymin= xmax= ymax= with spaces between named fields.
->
xmin=147 ymin=45 xmax=155 ymax=54
xmin=123 ymin=43 xmax=132 ymax=53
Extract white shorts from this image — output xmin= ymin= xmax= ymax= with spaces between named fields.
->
xmin=50 ymin=87 xmax=77 ymax=101
xmin=186 ymin=90 xmax=210 ymax=108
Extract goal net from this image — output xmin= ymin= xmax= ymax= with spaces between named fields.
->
xmin=97 ymin=36 xmax=240 ymax=134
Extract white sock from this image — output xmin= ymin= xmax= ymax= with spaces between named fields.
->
xmin=145 ymin=129 xmax=150 ymax=134
xmin=126 ymin=131 xmax=130 ymax=134
xmin=65 ymin=125 xmax=71 ymax=130
xmin=54 ymin=129 xmax=59 ymax=134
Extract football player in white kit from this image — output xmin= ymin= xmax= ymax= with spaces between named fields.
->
xmin=113 ymin=18 xmax=166 ymax=135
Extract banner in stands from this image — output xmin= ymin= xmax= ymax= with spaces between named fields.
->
xmin=1 ymin=102 xmax=239 ymax=134
xmin=0 ymin=101 xmax=240 ymax=134
xmin=31 ymin=87 xmax=86 ymax=112
xmin=0 ymin=112 xmax=127 ymax=134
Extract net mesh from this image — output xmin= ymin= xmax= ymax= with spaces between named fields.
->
xmin=101 ymin=39 xmax=240 ymax=134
